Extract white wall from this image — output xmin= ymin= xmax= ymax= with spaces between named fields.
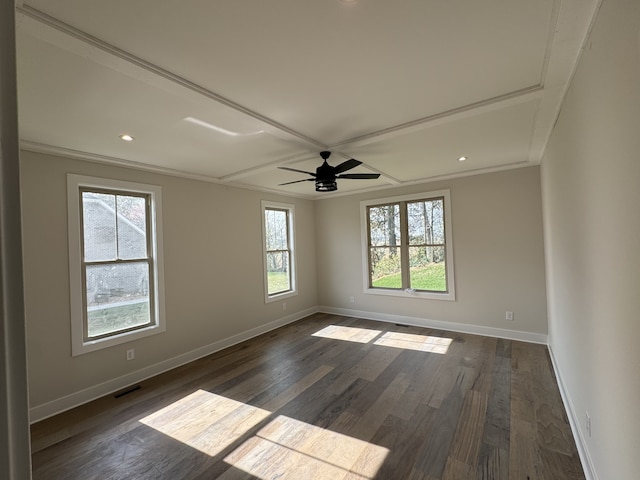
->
xmin=540 ymin=0 xmax=640 ymax=478
xmin=20 ymin=150 xmax=317 ymax=418
xmin=315 ymin=167 xmax=548 ymax=340
xmin=22 ymin=151 xmax=551 ymax=421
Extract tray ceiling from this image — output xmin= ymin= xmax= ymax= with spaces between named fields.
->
xmin=15 ymin=0 xmax=599 ymax=198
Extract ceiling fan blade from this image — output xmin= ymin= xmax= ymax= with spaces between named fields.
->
xmin=337 ymin=173 xmax=381 ymax=180
xmin=278 ymin=178 xmax=315 ymax=186
xmin=278 ymin=166 xmax=316 ymax=176
xmin=333 ymin=158 xmax=362 ymax=174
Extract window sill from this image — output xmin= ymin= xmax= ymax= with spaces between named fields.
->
xmin=265 ymin=290 xmax=298 ymax=304
xmin=364 ymin=287 xmax=455 ymax=302
xmin=72 ymin=322 xmax=165 ymax=356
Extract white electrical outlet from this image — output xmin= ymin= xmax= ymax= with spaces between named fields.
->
xmin=586 ymin=412 xmax=591 ymax=437
xmin=349 ymin=296 xmax=355 ymax=304
xmin=282 ymin=302 xmax=287 ymax=311
xmin=126 ymin=349 xmax=135 ymax=361
xmin=505 ymin=311 xmax=514 ymax=321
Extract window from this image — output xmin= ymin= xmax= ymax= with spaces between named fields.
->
xmin=361 ymin=190 xmax=455 ymax=301
xmin=262 ymin=201 xmax=296 ymax=302
xmin=67 ymin=175 xmax=165 ymax=355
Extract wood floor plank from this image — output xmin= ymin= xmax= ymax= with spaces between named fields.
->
xmin=442 ymin=456 xmax=476 ymax=479
xmin=366 ymin=413 xmax=411 ymax=478
xmin=528 ymin=344 xmax=578 ymax=462
xmin=342 ymin=352 xmax=409 ymax=419
xmin=352 ymin=344 xmax=403 ymax=382
xmin=260 ymin=364 xmax=334 ymax=412
xmin=511 ymin=341 xmax=536 ymax=425
xmin=509 ymin=417 xmax=539 ymax=480
xmin=371 ymin=403 xmax=438 ymax=480
xmin=469 ymin=336 xmax=498 ymax=395
xmin=476 ymin=444 xmax=509 ymax=480
xmin=314 ymin=378 xmax=371 ymax=429
xmin=538 ymin=446 xmax=586 ymax=480
xmin=449 ymin=389 xmax=488 ymax=467
xmin=411 ymin=374 xmax=466 ymax=478
xmin=346 ymin=371 xmax=411 ymax=440
xmin=482 ymin=354 xmax=511 ymax=451
xmin=407 ymin=467 xmax=439 ymax=480
xmin=31 ymin=313 xmax=585 ymax=480
xmin=390 ymin=351 xmax=441 ymax=421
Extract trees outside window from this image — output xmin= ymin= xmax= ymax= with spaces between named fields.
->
xmin=361 ymin=190 xmax=455 ymax=301
xmin=262 ymin=201 xmax=296 ymax=302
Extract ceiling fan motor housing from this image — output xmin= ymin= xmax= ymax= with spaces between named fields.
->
xmin=315 ymin=156 xmax=337 ymax=191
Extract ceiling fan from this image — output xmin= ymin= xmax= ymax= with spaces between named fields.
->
xmin=278 ymin=151 xmax=381 ymax=192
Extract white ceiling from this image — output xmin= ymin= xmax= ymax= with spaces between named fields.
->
xmin=15 ymin=0 xmax=599 ymax=199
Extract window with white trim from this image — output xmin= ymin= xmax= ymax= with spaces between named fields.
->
xmin=67 ymin=175 xmax=165 ymax=355
xmin=361 ymin=190 xmax=455 ymax=301
xmin=262 ymin=201 xmax=296 ymax=302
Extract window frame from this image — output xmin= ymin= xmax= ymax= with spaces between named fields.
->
xmin=360 ymin=189 xmax=455 ymax=301
xmin=67 ymin=174 xmax=166 ymax=355
xmin=261 ymin=200 xmax=297 ymax=303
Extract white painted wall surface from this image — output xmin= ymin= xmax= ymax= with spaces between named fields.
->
xmin=541 ymin=0 xmax=640 ymax=478
xmin=315 ymin=167 xmax=549 ymax=338
xmin=20 ymin=150 xmax=317 ymax=417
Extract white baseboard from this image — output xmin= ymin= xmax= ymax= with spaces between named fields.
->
xmin=29 ymin=307 xmax=318 ymax=423
xmin=318 ymin=306 xmax=548 ymax=344
xmin=547 ymin=346 xmax=598 ymax=480
xmin=30 ymin=305 xmax=549 ymax=423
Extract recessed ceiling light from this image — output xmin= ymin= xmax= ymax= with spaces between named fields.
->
xmin=119 ymin=134 xmax=134 ymax=142
xmin=457 ymin=156 xmax=468 ymax=162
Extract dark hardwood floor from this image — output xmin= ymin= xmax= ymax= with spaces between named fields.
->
xmin=31 ymin=313 xmax=584 ymax=479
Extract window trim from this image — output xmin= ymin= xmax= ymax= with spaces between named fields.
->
xmin=67 ymin=174 xmax=166 ymax=355
xmin=360 ymin=189 xmax=455 ymax=301
xmin=261 ymin=200 xmax=297 ymax=303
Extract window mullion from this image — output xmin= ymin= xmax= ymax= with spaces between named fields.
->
xmin=84 ymin=258 xmax=148 ymax=267
xmin=367 ymin=212 xmax=374 ymax=288
xmin=399 ymin=201 xmax=410 ymax=289
xmin=114 ymin=195 xmax=120 ymax=260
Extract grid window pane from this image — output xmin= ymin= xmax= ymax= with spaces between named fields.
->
xmin=82 ymin=192 xmax=149 ymax=262
xmin=266 ymin=251 xmax=290 ymax=295
xmin=117 ymin=195 xmax=148 ymax=259
xmin=85 ymin=262 xmax=151 ymax=338
xmin=407 ymin=199 xmax=444 ymax=245
xmin=409 ymin=246 xmax=447 ymax=292
xmin=370 ymin=246 xmax=402 ymax=289
xmin=265 ymin=209 xmax=288 ymax=250
xmin=83 ymin=192 xmax=117 ymax=262
xmin=368 ymin=205 xmax=401 ymax=246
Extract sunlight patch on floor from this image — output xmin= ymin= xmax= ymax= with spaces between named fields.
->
xmin=374 ymin=331 xmax=452 ymax=354
xmin=223 ymin=415 xmax=388 ymax=479
xmin=312 ymin=324 xmax=452 ymax=354
xmin=312 ymin=325 xmax=382 ymax=343
xmin=139 ymin=390 xmax=388 ymax=479
xmin=139 ymin=389 xmax=271 ymax=456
